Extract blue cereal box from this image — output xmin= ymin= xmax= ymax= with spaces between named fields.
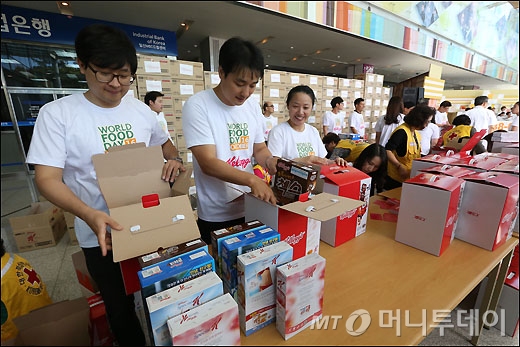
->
xmin=237 ymin=241 xmax=293 ymax=336
xmin=138 ymin=248 xmax=215 ymax=299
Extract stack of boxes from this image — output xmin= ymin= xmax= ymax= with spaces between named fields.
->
xmin=262 ymin=69 xmax=290 ymax=122
xmin=354 ymin=73 xmax=385 ymax=142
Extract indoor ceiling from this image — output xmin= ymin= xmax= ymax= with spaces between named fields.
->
xmin=3 ymin=1 xmax=519 ymax=91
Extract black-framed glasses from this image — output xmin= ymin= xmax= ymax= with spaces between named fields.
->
xmin=87 ymin=64 xmax=135 ymax=86
xmin=266 ymin=105 xmax=274 ymax=107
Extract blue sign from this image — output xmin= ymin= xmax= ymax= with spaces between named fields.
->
xmin=1 ymin=5 xmax=177 ymax=56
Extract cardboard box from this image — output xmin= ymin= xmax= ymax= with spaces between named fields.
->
xmin=64 ymin=211 xmax=78 ymax=245
xmin=146 ymin=271 xmax=223 ymax=346
xmin=138 ymin=238 xmax=207 ymax=270
xmin=237 ymin=241 xmax=293 ymax=336
xmin=245 ymin=192 xmax=363 ymax=260
xmin=454 ymin=172 xmax=519 ymax=251
xmin=170 ymin=60 xmax=204 ymax=80
xmin=501 ymin=143 xmax=519 ymax=156
xmin=276 ymin=253 xmax=326 ymax=340
xmin=418 ymin=164 xmax=476 ymax=178
xmin=92 ymin=144 xmax=199 ymax=262
xmin=272 ymin=158 xmax=319 ymax=206
xmin=136 ymin=75 xmax=174 ymax=94
xmin=448 ymin=153 xmax=509 ymax=173
xmin=395 ymin=173 xmax=466 ymax=256
xmin=320 ymin=164 xmax=372 ymax=246
xmin=13 ymin=298 xmax=90 ymax=346
xmin=9 ymin=201 xmax=67 ymax=252
xmin=221 ymin=227 xmax=280 ymax=299
xmin=167 ymin=293 xmax=240 ymax=345
xmin=138 ymin=248 xmax=215 ymax=299
xmin=490 ymin=156 xmax=519 ymax=175
xmin=72 ymin=251 xmax=100 ymax=298
xmin=171 ymin=79 xmax=204 ymax=97
xmin=136 ymin=54 xmax=172 ymax=76
xmin=210 ymin=220 xmax=265 ymax=277
xmin=410 ymin=152 xmax=464 ymax=178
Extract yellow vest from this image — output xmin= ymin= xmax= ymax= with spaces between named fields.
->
xmin=335 ymin=139 xmax=369 ymax=162
xmin=387 ymin=124 xmax=421 ymax=183
xmin=1 ymin=253 xmax=52 ymax=341
xmin=442 ymin=125 xmax=472 ymax=146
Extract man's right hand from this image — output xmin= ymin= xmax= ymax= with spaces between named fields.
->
xmin=83 ymin=209 xmax=123 ymax=256
xmin=250 ymin=176 xmax=277 ymax=205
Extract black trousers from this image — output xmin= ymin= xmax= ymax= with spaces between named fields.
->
xmin=197 ymin=217 xmax=246 ymax=245
xmin=383 ymin=175 xmax=403 ymax=191
xmin=82 ymin=247 xmax=145 ymax=346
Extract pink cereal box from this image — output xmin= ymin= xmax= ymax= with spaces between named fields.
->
xmin=237 ymin=241 xmax=293 ymax=336
xmin=167 ymin=293 xmax=240 ymax=346
xmin=275 ymin=253 xmax=326 ymax=340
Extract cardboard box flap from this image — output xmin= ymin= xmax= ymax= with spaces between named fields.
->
xmin=280 ymin=192 xmax=363 ymax=221
xmin=459 ymin=129 xmax=486 ymax=152
xmin=320 ymin=164 xmax=370 ymax=185
xmin=171 ymin=167 xmax=193 ymax=196
xmin=420 ymin=164 xmax=475 ymax=178
xmin=13 ymin=297 xmax=90 ymax=346
xmin=463 ymin=171 xmax=520 ymax=189
xmin=109 ymin=194 xmax=200 ymax=262
xmin=92 ymin=145 xmax=171 ymax=208
xmin=406 ymin=173 xmax=465 ymax=191
xmin=106 ymin=142 xmax=146 ymax=152
xmin=9 ymin=201 xmax=60 ymax=231
xmin=451 ymin=155 xmax=508 ymax=171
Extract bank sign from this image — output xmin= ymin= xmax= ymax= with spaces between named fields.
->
xmin=1 ymin=5 xmax=177 ymax=56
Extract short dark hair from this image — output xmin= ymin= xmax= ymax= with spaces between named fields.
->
xmin=474 ymin=96 xmax=488 ymax=106
xmin=75 ymin=23 xmax=137 ymax=73
xmin=354 ymin=98 xmax=365 ymax=106
xmin=322 ymin=132 xmax=341 ymax=146
xmin=286 ymin=85 xmax=316 ymax=107
xmin=331 ymin=96 xmax=344 ymax=108
xmin=219 ymin=37 xmax=264 ymax=80
xmin=404 ymin=104 xmax=436 ymax=128
xmin=440 ymin=100 xmax=452 ymax=108
xmin=452 ymin=114 xmax=471 ymax=126
xmin=144 ymin=91 xmax=164 ymax=106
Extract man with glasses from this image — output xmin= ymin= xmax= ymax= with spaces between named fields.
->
xmin=26 ymin=24 xmax=183 ymax=346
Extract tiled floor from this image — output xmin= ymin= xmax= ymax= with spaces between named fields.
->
xmin=1 ymin=171 xmax=518 ymax=346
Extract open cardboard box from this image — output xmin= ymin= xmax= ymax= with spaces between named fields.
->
xmin=92 ymin=144 xmax=199 ymax=263
xmin=245 ymin=190 xmax=363 ymax=260
xmin=12 ymin=297 xmax=90 ymax=346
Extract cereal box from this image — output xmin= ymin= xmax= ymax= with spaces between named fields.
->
xmin=167 ymin=293 xmax=240 ymax=345
xmin=145 ymin=271 xmax=223 ymax=346
xmin=237 ymin=241 xmax=293 ymax=336
xmin=272 ymin=158 xmax=319 ymax=205
xmin=276 ymin=253 xmax=326 ymax=340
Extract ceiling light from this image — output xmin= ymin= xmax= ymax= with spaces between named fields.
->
xmin=315 ymin=50 xmax=321 ymax=54
xmin=290 ymin=46 xmax=294 ymax=49
xmin=56 ymin=1 xmax=73 ymax=16
xmin=292 ymin=57 xmax=298 ymax=61
xmin=176 ymin=20 xmax=194 ymax=40
xmin=256 ymin=36 xmax=274 ymax=45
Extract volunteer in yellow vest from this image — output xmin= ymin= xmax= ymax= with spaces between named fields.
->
xmin=1 ymin=239 xmax=52 ymax=342
xmin=442 ymin=114 xmax=486 ymax=154
xmin=384 ymin=104 xmax=436 ymax=190
xmin=334 ymin=139 xmax=370 ymax=162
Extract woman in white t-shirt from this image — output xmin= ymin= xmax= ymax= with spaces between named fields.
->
xmin=375 ymin=96 xmax=406 ymax=147
xmin=268 ymin=85 xmax=347 ymax=167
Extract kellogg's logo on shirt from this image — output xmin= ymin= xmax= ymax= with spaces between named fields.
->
xmin=228 ymin=122 xmax=249 ymax=151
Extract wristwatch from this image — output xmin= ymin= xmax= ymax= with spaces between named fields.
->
xmin=173 ymin=157 xmax=183 ymax=164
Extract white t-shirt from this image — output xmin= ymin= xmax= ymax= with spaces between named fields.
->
xmin=182 ymin=89 xmax=265 ymax=222
xmin=466 ymin=106 xmax=496 ymax=135
xmin=510 ymin=115 xmax=519 ymax=130
xmin=322 ymin=110 xmax=345 ymax=134
xmin=263 ymin=115 xmax=278 ymax=141
xmin=417 ymin=122 xmax=440 ymax=155
xmin=267 ymin=121 xmax=327 ymax=159
xmin=349 ymin=110 xmax=365 ymax=138
xmin=26 ymin=93 xmax=169 ymax=248
xmin=435 ymin=110 xmax=449 ymax=126
xmin=374 ymin=113 xmax=404 ymax=147
xmin=155 ymin=111 xmax=170 ymax=138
